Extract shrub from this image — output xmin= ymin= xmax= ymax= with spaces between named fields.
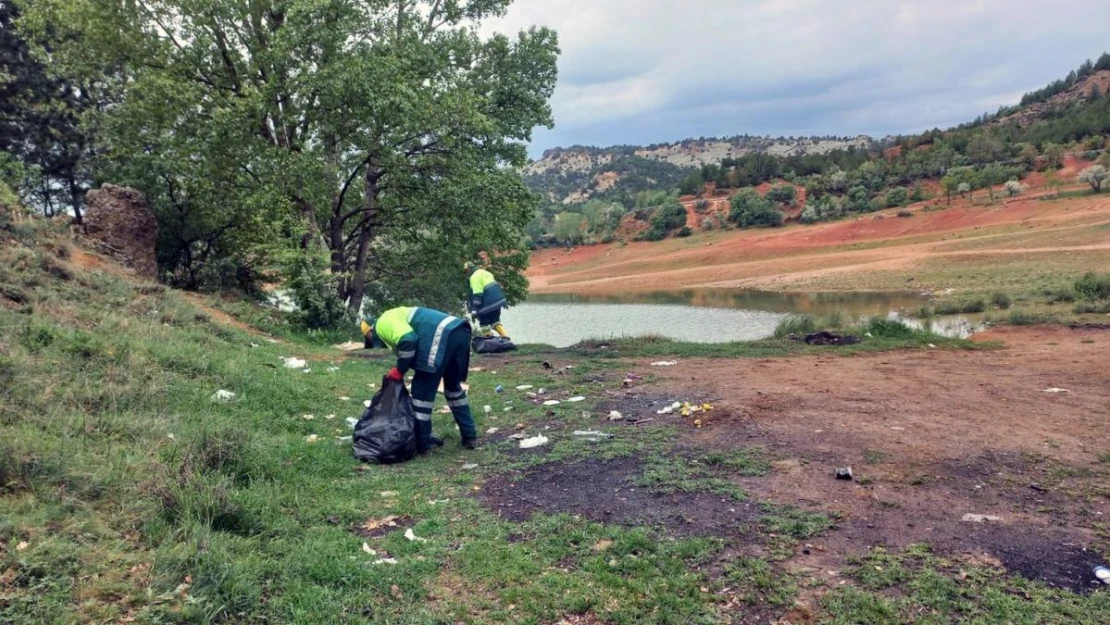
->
xmin=896 ymin=210 xmax=913 ymax=218
xmin=991 ymin=292 xmax=1012 ymax=309
xmin=1075 ymin=272 xmax=1110 ymax=300
xmin=729 ymin=189 xmax=784 ymax=228
xmin=773 ymin=316 xmax=817 ymax=338
xmin=800 ymin=205 xmax=820 ymax=224
xmin=1074 ymin=301 xmax=1110 ymax=314
xmin=1079 ymin=165 xmax=1108 ymax=192
xmin=884 ymin=187 xmax=909 ymax=207
xmin=694 ymin=199 xmax=710 ymax=211
xmin=650 ymin=201 xmax=688 ymax=232
xmin=766 ymin=185 xmax=797 ymax=206
xmin=280 ymin=250 xmax=348 ymax=330
xmin=865 ymin=317 xmax=916 ymax=339
xmin=1003 ymin=180 xmax=1026 ymax=197
xmin=676 ymin=226 xmax=692 ymax=237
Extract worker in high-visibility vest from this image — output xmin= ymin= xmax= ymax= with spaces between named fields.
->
xmin=361 ymin=307 xmax=477 ymax=452
xmin=465 ymin=261 xmax=508 ymax=338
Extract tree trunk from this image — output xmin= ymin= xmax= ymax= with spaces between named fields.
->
xmin=345 ymin=162 xmax=381 ymax=311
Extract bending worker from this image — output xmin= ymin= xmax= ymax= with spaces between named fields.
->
xmin=361 ymin=307 xmax=477 ymax=452
xmin=465 ymin=261 xmax=509 ymax=338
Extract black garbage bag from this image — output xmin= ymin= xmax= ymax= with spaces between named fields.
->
xmin=472 ymin=335 xmax=517 ymax=354
xmin=352 ymin=377 xmax=417 ymax=464
xmin=802 ymin=331 xmax=861 ymax=346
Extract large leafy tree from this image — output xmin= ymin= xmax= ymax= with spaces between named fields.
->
xmin=23 ymin=0 xmax=558 ymax=311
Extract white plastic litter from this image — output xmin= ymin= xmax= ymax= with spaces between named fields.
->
xmin=282 ymin=357 xmax=307 ymax=369
xmin=543 ymin=400 xmax=561 ymax=406
xmin=374 ymin=558 xmax=398 ymax=565
xmin=339 ymin=396 xmax=351 ymax=401
xmin=483 ymin=405 xmax=493 ymax=414
xmin=327 ymin=366 xmax=340 ymax=373
xmin=961 ymin=514 xmax=1003 ymax=523
xmin=427 ymin=499 xmax=450 ymax=505
xmin=1043 ymin=387 xmax=1071 ymax=393
xmin=486 ymin=427 xmax=500 ymax=434
xmin=651 ymin=361 xmax=678 ymax=367
xmin=380 ymin=491 xmax=399 ymax=497
xmin=302 ymin=414 xmax=314 ymax=420
xmin=404 ymin=528 xmax=427 ymax=543
xmin=573 ymin=430 xmax=612 ymax=438
xmin=324 ymin=414 xmax=336 ymax=420
xmin=346 ymin=417 xmax=359 ymax=429
xmin=515 ymin=385 xmax=534 ymax=391
xmin=656 ymin=401 xmax=682 ymax=415
xmin=363 ymin=400 xmax=373 ymax=408
xmin=537 ymin=388 xmax=546 ymax=395
xmin=362 ymin=542 xmax=377 ymax=556
xmin=211 ymin=390 xmax=236 ymax=402
xmin=519 ymin=435 xmax=549 ymax=449
xmin=567 ymin=396 xmax=586 ymax=403
xmin=461 ymin=463 xmax=479 ymax=470
xmin=508 ymin=433 xmax=526 ymax=440
xmin=305 ymin=434 xmax=319 ymax=443
xmin=609 ymin=411 xmax=624 ymax=421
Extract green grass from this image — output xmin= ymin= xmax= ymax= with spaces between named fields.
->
xmin=1 ymin=222 xmax=1102 ymax=624
xmin=822 ymin=545 xmax=1110 ymax=624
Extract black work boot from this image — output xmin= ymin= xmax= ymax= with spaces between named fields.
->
xmin=429 ymin=435 xmax=445 ymax=448
xmin=461 ymin=438 xmax=478 ymax=450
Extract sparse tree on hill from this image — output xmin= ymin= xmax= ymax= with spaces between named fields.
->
xmin=1004 ymin=180 xmax=1026 ymax=197
xmin=957 ymin=182 xmax=972 ymax=200
xmin=1044 ymin=171 xmax=1063 ymax=194
xmin=1018 ymin=144 xmax=1040 ymax=169
xmin=967 ymin=134 xmax=1006 ymax=164
xmin=766 ymin=184 xmax=797 ymax=206
xmin=1079 ymin=165 xmax=1109 ymax=192
xmin=1042 ymin=143 xmax=1065 ymax=170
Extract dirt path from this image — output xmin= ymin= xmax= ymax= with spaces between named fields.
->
xmin=641 ymin=326 xmax=1110 ymax=590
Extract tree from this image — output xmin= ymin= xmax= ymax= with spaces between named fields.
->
xmin=957 ymin=182 xmax=972 ymax=199
xmin=27 ymin=0 xmax=559 ymax=314
xmin=1003 ymin=180 xmax=1026 ymax=197
xmin=1042 ymin=143 xmax=1065 ymax=170
xmin=553 ymin=212 xmax=586 ymax=244
xmin=884 ymin=187 xmax=909 ymax=208
xmin=966 ymin=134 xmax=1006 ymax=164
xmin=766 ymin=184 xmax=797 ymax=206
xmin=1044 ymin=171 xmax=1063 ymax=194
xmin=1079 ymin=165 xmax=1109 ymax=192
xmin=1018 ymin=143 xmax=1039 ymax=168
xmin=728 ymin=189 xmax=783 ymax=228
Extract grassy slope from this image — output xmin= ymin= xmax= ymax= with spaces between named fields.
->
xmin=2 ymin=221 xmax=1108 ymax=624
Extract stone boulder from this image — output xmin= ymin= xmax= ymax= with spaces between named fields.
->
xmin=82 ymin=184 xmax=158 ymax=279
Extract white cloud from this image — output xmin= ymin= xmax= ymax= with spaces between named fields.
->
xmin=484 ymin=0 xmax=1109 ymax=153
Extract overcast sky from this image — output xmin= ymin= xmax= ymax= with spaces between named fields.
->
xmin=484 ymin=0 xmax=1108 ymax=157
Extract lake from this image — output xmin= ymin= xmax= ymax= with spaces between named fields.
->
xmin=502 ymin=289 xmax=952 ymax=348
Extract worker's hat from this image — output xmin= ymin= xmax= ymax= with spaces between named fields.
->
xmin=359 ymin=315 xmax=384 ymax=349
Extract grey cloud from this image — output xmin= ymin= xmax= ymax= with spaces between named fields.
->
xmin=485 ymin=0 xmax=1109 ymax=156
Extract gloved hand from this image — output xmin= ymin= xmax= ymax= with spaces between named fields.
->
xmin=386 ymin=367 xmax=404 ymax=382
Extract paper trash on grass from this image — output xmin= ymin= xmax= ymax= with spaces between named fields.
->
xmin=461 ymin=464 xmax=479 ymax=470
xmin=282 ymin=357 xmax=308 ymax=369
xmin=362 ymin=542 xmax=377 ymax=556
xmin=404 ymin=528 xmax=427 ymax=543
xmin=573 ymin=430 xmax=613 ymax=441
xmin=302 ymin=414 xmax=314 ymax=420
xmin=543 ymin=400 xmax=561 ymax=406
xmin=486 ymin=427 xmax=500 ymax=435
xmin=515 ymin=385 xmax=534 ymax=391
xmin=211 ymin=390 xmax=236 ymax=402
xmin=339 ymin=397 xmax=351 ymax=401
xmin=327 ymin=366 xmax=340 ymax=373
xmin=346 ymin=417 xmax=359 ymax=429
xmin=1043 ymin=388 xmax=1071 ymax=394
xmin=608 ymin=411 xmax=624 ymax=421
xmin=305 ymin=434 xmax=319 ymax=443
xmin=567 ymin=396 xmax=586 ymax=403
xmin=374 ymin=558 xmax=398 ymax=565
xmin=651 ymin=361 xmax=678 ymax=367
xmin=363 ymin=400 xmax=373 ymax=408
xmin=519 ymin=435 xmax=548 ymax=449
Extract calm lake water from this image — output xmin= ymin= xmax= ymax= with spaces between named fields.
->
xmin=503 ymin=289 xmax=953 ymax=348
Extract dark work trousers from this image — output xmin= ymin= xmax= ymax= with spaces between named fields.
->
xmin=409 ymin=325 xmax=476 ymax=451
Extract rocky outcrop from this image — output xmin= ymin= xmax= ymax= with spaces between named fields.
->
xmin=82 ymin=184 xmax=158 ymax=279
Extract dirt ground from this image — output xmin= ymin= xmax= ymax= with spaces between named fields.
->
xmin=480 ymin=327 xmax=1110 ymax=594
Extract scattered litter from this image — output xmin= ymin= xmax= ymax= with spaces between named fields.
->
xmin=573 ymin=430 xmax=613 ymax=442
xmin=486 ymin=427 xmax=500 ymax=435
xmin=302 ymin=368 xmax=312 ymax=374
xmin=211 ymin=390 xmax=236 ymax=402
xmin=693 ymin=418 xmax=704 ymax=428
xmin=542 ymin=361 xmax=552 ymax=369
xmin=324 ymin=414 xmax=336 ymax=420
xmin=503 ymin=406 xmax=513 ymax=412
xmin=1094 ymin=566 xmax=1110 ymax=584
xmin=380 ymin=491 xmax=399 ymax=498
xmin=404 ymin=528 xmax=427 ymax=542
xmin=626 ymin=373 xmax=643 ymax=380
xmin=374 ymin=558 xmax=398 ymax=565
xmin=472 ymin=367 xmax=486 ymax=372
xmin=835 ymin=467 xmax=854 ymax=481
xmin=461 ymin=464 xmax=479 ymax=470
xmin=538 ymin=388 xmax=546 ymax=395
xmin=515 ymin=385 xmax=534 ymax=391
xmin=333 ymin=341 xmax=363 ymax=351
xmin=1029 ymin=483 xmax=1048 ymax=493
xmin=336 ymin=436 xmax=352 ymax=442
xmin=1043 ymin=388 xmax=1071 ymax=394
xmin=519 ymin=435 xmax=549 ymax=449
xmin=962 ymin=514 xmax=1003 ymax=523
xmin=928 ymin=344 xmax=937 ymax=349
xmin=526 ymin=392 xmax=538 ymax=399
xmin=339 ymin=397 xmax=351 ymax=401
xmin=167 ymin=433 xmax=176 ymax=440
xmin=890 ymin=426 xmax=905 ymax=431
xmin=515 ymin=422 xmax=525 ymax=430
xmin=326 ymin=366 xmax=340 ymax=373
xmin=346 ymin=417 xmax=359 ymax=429
xmin=305 ymin=434 xmax=320 ymax=443
xmin=250 ymin=342 xmax=259 ymax=348
xmin=439 ymin=406 xmax=452 ymax=414
xmin=797 ymin=331 xmax=861 ymax=346
xmin=651 ymin=361 xmax=678 ymax=367
xmin=362 ymin=542 xmax=377 ymax=556
xmin=567 ymin=396 xmax=586 ymax=403
xmin=427 ymin=499 xmax=450 ymax=505
xmin=363 ymin=400 xmax=373 ymax=408
xmin=543 ymin=400 xmax=561 ymax=406
xmin=302 ymin=414 xmax=314 ymax=420
xmin=495 ymin=385 xmax=504 ymax=393
xmin=16 ymin=541 xmax=29 ymax=551
xmin=368 ymin=383 xmax=377 ymax=389
xmin=484 ymin=405 xmax=493 ymax=414
xmin=282 ymin=357 xmax=307 ymax=369
xmin=631 ymin=418 xmax=654 ymax=425
xmin=657 ymin=401 xmax=682 ymax=415
xmin=508 ymin=433 xmax=525 ymax=440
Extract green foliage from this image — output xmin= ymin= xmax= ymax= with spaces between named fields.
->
xmin=640 ymin=201 xmax=688 ymax=241
xmin=728 ymin=189 xmax=783 ymax=228
xmin=884 ymin=186 xmax=909 ymax=207
xmin=552 ymin=212 xmax=586 ymax=245
xmin=676 ymin=226 xmax=692 ymax=237
xmin=1075 ymin=272 xmax=1110 ymax=300
xmin=1079 ymin=165 xmax=1109 ymax=192
xmin=765 ymin=184 xmax=797 ymax=206
xmin=991 ymin=292 xmax=1013 ymax=309
xmin=1004 ymin=180 xmax=1027 ymax=197
xmin=278 ymin=248 xmax=349 ymax=330
xmin=773 ymin=316 xmax=817 ymax=338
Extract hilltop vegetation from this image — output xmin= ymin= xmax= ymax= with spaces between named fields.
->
xmin=528 ymin=53 xmax=1110 ymax=248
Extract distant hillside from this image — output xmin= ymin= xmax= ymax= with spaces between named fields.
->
xmin=525 ymin=136 xmax=873 ymax=204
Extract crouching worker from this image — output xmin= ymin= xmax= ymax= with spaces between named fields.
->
xmin=465 ymin=261 xmax=509 ymax=338
xmin=361 ymin=307 xmax=478 ymax=452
